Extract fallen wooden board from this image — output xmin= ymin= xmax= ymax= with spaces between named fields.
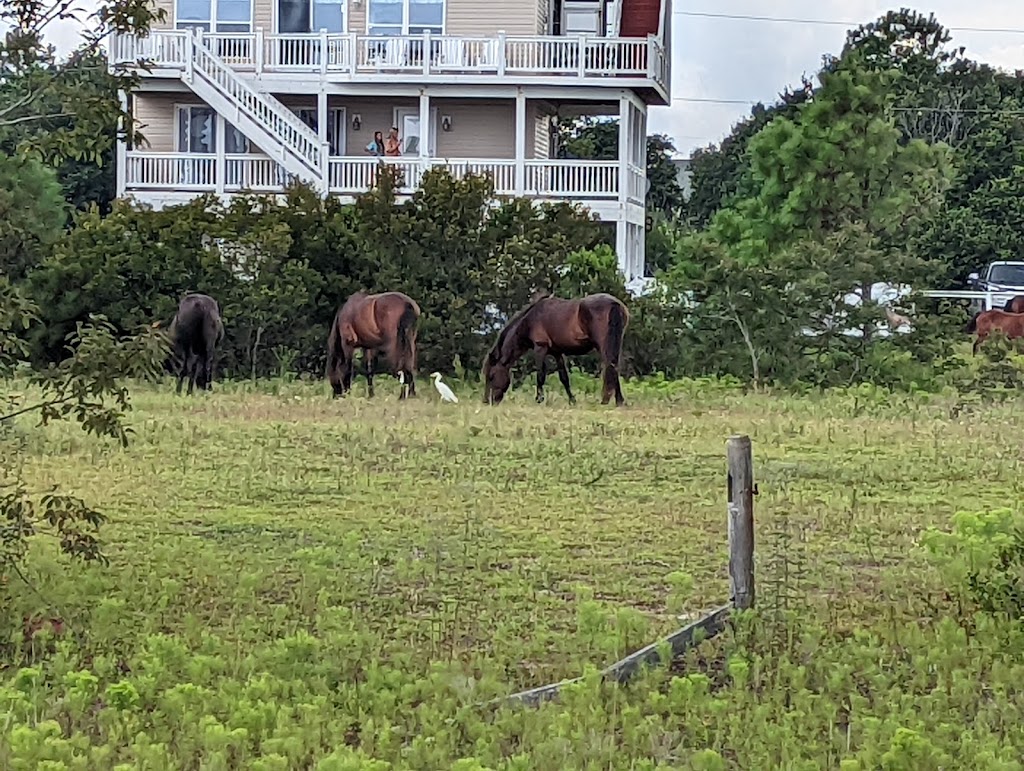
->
xmin=496 ymin=603 xmax=734 ymax=708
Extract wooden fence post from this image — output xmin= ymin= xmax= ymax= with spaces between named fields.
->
xmin=727 ymin=435 xmax=755 ymax=610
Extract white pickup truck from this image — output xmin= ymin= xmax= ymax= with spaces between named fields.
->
xmin=964 ymin=260 xmax=1024 ymax=311
xmin=918 ymin=260 xmax=1024 ymax=314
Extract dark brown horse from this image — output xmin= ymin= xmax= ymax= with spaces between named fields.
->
xmin=965 ymin=309 xmax=1024 ymax=354
xmin=1004 ymin=295 xmax=1024 ymax=313
xmin=482 ymin=292 xmax=629 ymax=406
xmin=169 ymin=293 xmax=224 ymax=395
xmin=326 ymin=291 xmax=420 ymax=398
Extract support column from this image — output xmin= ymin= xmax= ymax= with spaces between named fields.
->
xmin=634 ymin=99 xmax=648 ymax=279
xmin=116 ymin=89 xmax=128 ymax=199
xmin=318 ymin=90 xmax=329 ymax=195
xmin=617 ymin=94 xmax=631 ymax=278
xmin=514 ymin=88 xmax=526 ymax=196
xmin=419 ymin=90 xmax=431 ymax=159
xmin=214 ymin=114 xmax=226 ymax=195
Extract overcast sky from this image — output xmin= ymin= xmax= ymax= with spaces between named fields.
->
xmin=653 ymin=1 xmax=1024 ymax=156
xmin=37 ymin=1 xmax=1024 ymax=157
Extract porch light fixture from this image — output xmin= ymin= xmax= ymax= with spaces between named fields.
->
xmin=352 ymin=113 xmax=362 ymax=130
xmin=441 ymin=114 xmax=452 ymax=132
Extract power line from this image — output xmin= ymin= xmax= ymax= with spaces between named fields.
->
xmin=671 ymin=96 xmax=758 ymax=104
xmin=669 ymin=98 xmax=1024 ymax=116
xmin=674 ymin=10 xmax=1024 ymax=35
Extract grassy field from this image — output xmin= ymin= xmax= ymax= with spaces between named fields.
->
xmin=3 ymin=375 xmax=1024 ymax=769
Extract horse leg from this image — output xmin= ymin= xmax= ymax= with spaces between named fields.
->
xmin=340 ymin=342 xmax=356 ymax=395
xmin=201 ymin=348 xmax=216 ymax=391
xmin=364 ymin=349 xmax=376 ymax=398
xmin=612 ymin=368 xmax=626 ymax=407
xmin=554 ymin=354 xmax=576 ymax=405
xmin=175 ymin=353 xmax=187 ymax=395
xmin=402 ymin=367 xmax=416 ymax=399
xmin=534 ymin=345 xmax=549 ymax=403
xmin=600 ymin=362 xmax=626 ymax=407
xmin=186 ymin=353 xmax=199 ymax=396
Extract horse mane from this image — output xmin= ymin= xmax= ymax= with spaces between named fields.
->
xmin=483 ymin=293 xmax=551 ymax=374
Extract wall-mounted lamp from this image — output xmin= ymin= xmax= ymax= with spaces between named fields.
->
xmin=352 ymin=113 xmax=362 ymax=131
xmin=441 ymin=114 xmax=452 ymax=132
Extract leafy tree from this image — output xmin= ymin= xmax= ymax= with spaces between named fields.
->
xmin=555 ymin=117 xmax=684 ymax=216
xmin=1 ymin=278 xmax=167 ymax=588
xmin=27 ymin=197 xmax=232 ymax=362
xmin=26 ymin=170 xmax=608 ymax=379
xmin=0 ymin=155 xmax=65 ymax=280
xmin=668 ymin=56 xmax=953 ymax=386
xmin=680 ymin=85 xmax=811 ymax=230
xmin=0 ymin=0 xmax=163 ymax=165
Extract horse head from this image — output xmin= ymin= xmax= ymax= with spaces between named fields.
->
xmin=482 ymin=348 xmax=511 ymax=404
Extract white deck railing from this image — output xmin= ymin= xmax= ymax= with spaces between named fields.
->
xmin=112 ymin=29 xmax=666 ymax=87
xmin=124 ymin=152 xmax=620 ymax=198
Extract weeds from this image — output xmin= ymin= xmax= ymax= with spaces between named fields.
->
xmin=1 ymin=378 xmax=1023 ymax=767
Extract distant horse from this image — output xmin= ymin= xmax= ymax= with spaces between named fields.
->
xmin=169 ymin=293 xmax=224 ymax=395
xmin=1004 ymin=295 xmax=1024 ymax=313
xmin=482 ymin=292 xmax=629 ymax=406
xmin=965 ymin=309 xmax=1024 ymax=354
xmin=326 ymin=291 xmax=420 ymax=398
xmin=884 ymin=305 xmax=913 ymax=331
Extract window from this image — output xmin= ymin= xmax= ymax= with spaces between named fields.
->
xmin=368 ymin=0 xmax=442 ymax=35
xmin=313 ymin=0 xmax=345 ymax=32
xmin=278 ymin=0 xmax=346 ymax=33
xmin=294 ymin=108 xmax=347 ymax=155
xmin=175 ymin=0 xmax=252 ymax=31
xmin=176 ymin=106 xmax=249 ymax=154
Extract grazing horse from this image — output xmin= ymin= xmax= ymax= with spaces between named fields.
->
xmin=482 ymin=292 xmax=629 ymax=406
xmin=1004 ymin=295 xmax=1024 ymax=313
xmin=169 ymin=293 xmax=224 ymax=394
xmin=965 ymin=309 xmax=1024 ymax=354
xmin=326 ymin=291 xmax=420 ymax=398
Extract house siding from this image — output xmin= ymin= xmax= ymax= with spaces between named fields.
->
xmin=134 ymin=93 xmax=178 ymax=151
xmin=133 ymin=93 xmax=519 ymax=158
xmin=156 ymin=0 xmax=543 ymax=36
xmin=445 ymin=0 xmax=538 ymax=35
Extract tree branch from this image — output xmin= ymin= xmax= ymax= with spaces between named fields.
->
xmin=0 ymin=111 xmax=76 ymax=126
xmin=1 ymin=394 xmax=77 ymax=424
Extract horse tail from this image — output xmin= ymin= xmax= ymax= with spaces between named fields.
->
xmin=395 ymin=300 xmax=419 ymax=372
xmin=964 ymin=311 xmax=980 ymax=334
xmin=602 ymin=300 xmax=627 ymax=390
xmin=326 ymin=310 xmax=344 ymax=391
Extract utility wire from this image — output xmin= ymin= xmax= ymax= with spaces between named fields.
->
xmin=670 ymin=98 xmax=1024 ymax=116
xmin=673 ymin=10 xmax=1024 ymax=35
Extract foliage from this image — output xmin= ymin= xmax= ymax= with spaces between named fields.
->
xmin=0 ymin=0 xmax=161 ymax=165
xmin=0 ymin=279 xmax=168 ymax=586
xmin=0 ymin=154 xmax=66 ymax=280
xmin=923 ymin=508 xmax=1024 ymax=623
xmin=556 ymin=117 xmax=684 ymax=216
xmin=28 ymin=168 xmax=607 ymax=378
xmin=662 ymin=54 xmax=954 ymax=388
xmin=679 ymin=85 xmax=810 ymax=229
xmin=0 ymin=51 xmax=125 ymax=215
xmin=3 ymin=384 xmax=1024 ymax=766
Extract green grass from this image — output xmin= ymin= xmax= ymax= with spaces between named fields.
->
xmin=3 ymin=376 xmax=1024 ymax=769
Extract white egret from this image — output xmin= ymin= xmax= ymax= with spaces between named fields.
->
xmin=430 ymin=372 xmax=459 ymax=403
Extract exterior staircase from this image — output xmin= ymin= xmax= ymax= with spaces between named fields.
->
xmin=183 ymin=31 xmax=325 ymax=190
